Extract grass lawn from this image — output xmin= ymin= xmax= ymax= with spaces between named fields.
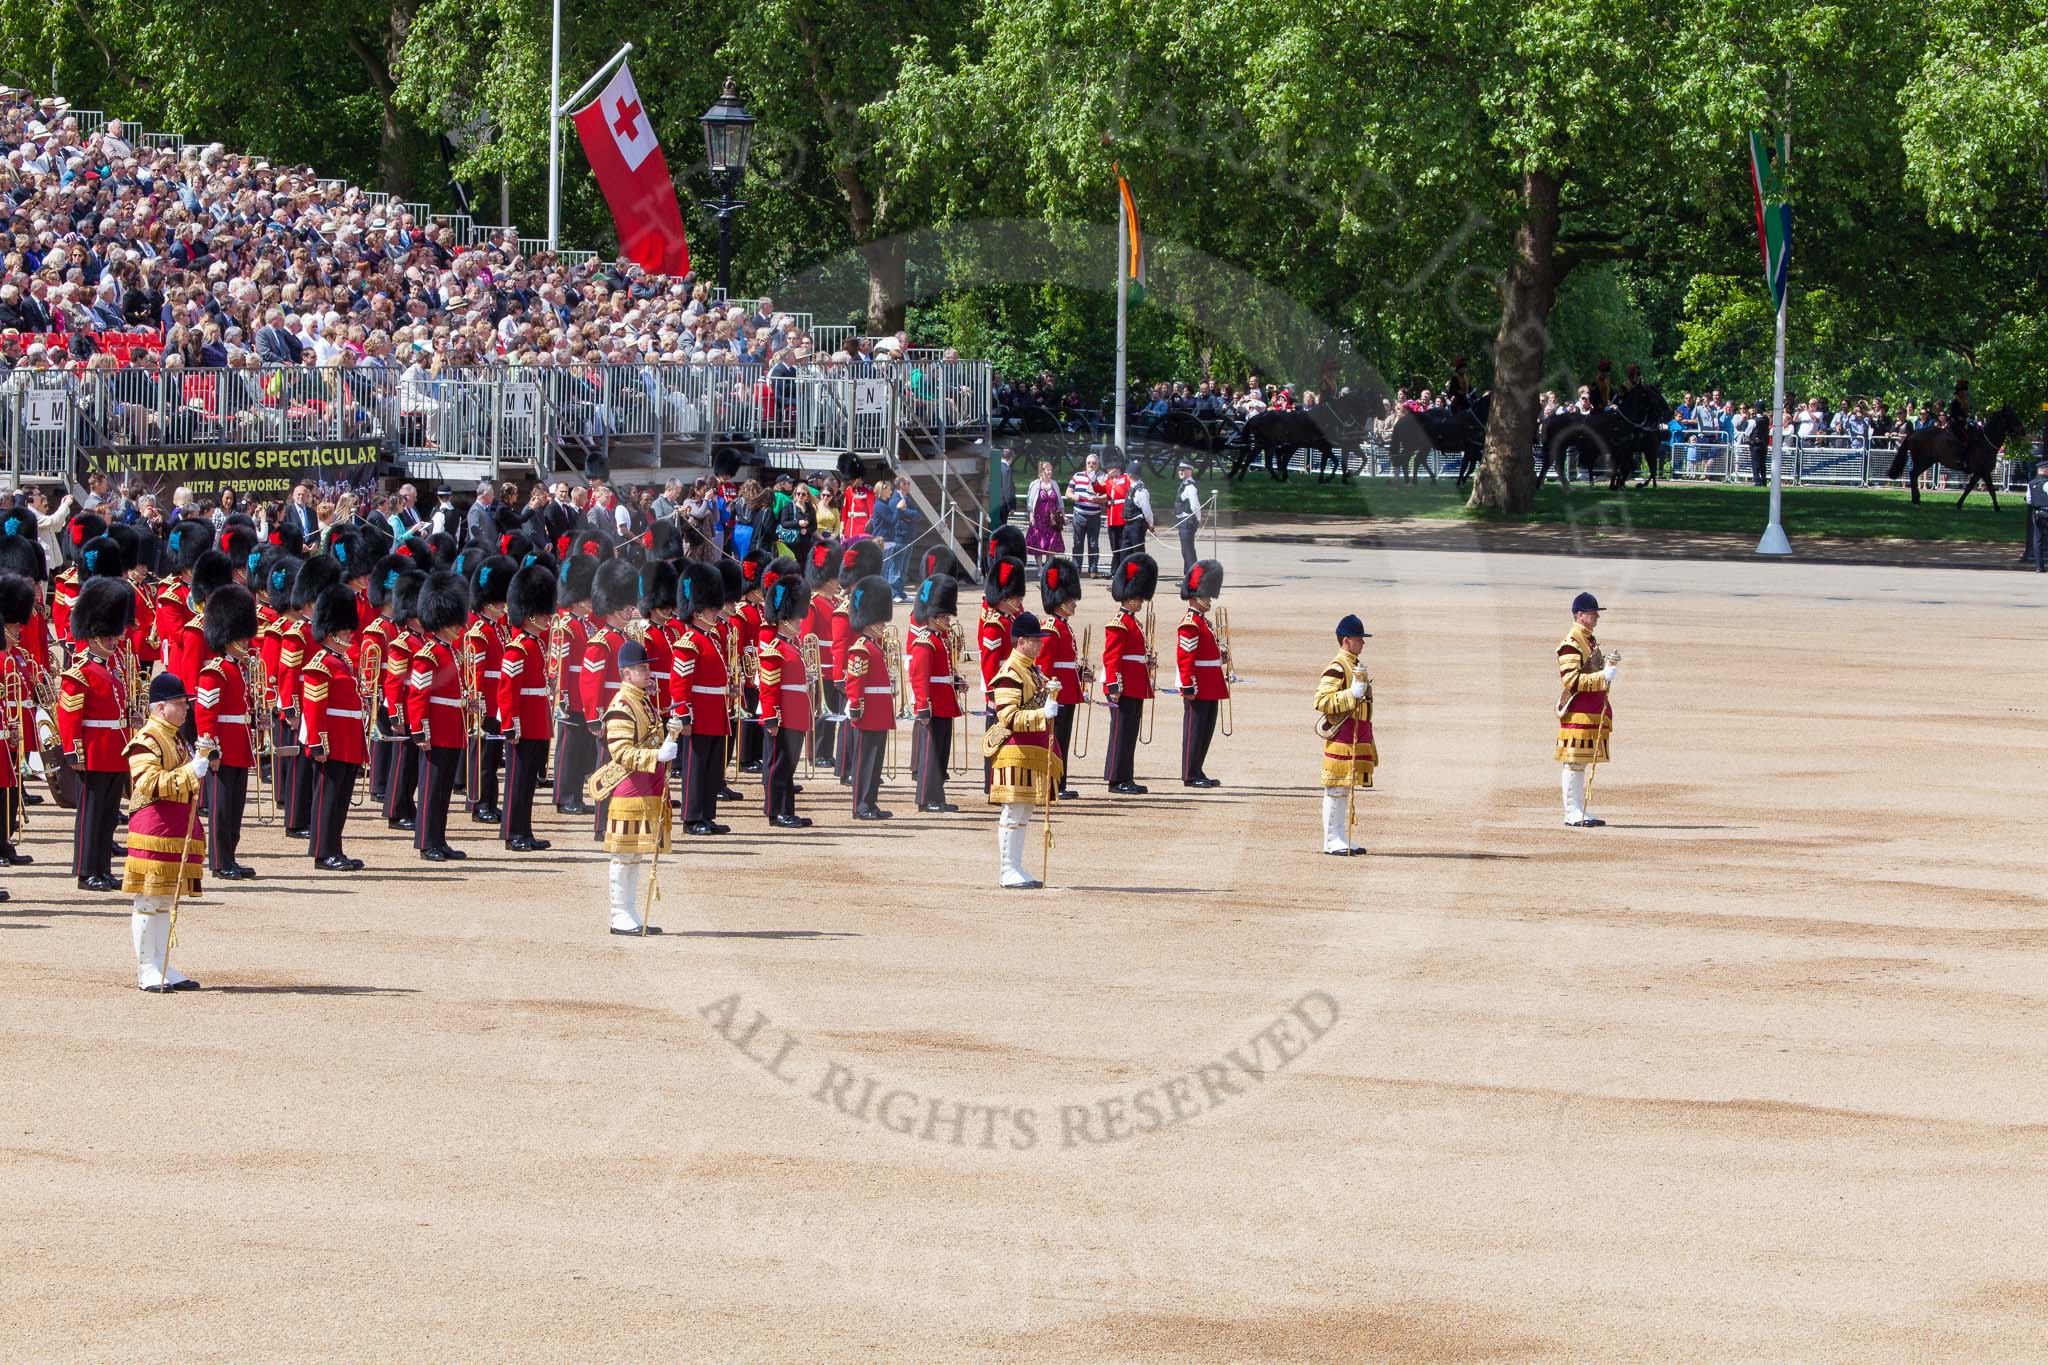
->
xmin=1205 ymin=475 xmax=2030 ymax=545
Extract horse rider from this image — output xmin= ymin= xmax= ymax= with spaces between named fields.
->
xmin=1591 ymin=359 xmax=1616 ymax=411
xmin=1445 ymin=357 xmax=1472 ymax=414
xmin=1621 ymin=363 xmax=1649 ymax=408
xmin=1945 ymin=379 xmax=1974 ymax=449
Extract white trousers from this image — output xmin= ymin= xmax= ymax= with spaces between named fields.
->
xmin=131 ymin=896 xmax=189 ymax=989
xmin=1561 ymin=764 xmax=1590 ymax=823
xmin=1321 ymin=789 xmax=1363 ymax=854
xmin=608 ymin=856 xmax=646 ymax=932
xmin=997 ymin=801 xmax=1038 ymax=887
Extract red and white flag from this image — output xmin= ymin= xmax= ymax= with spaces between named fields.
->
xmin=572 ymin=62 xmax=691 ymax=276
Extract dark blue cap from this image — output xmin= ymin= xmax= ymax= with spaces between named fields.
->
xmin=618 ymin=640 xmax=648 ymax=671
xmin=1011 ymin=611 xmax=1046 ymax=640
xmin=148 ymin=672 xmax=188 ymax=704
xmin=1336 ymin=614 xmax=1367 ymax=639
xmin=1572 ymin=592 xmax=1601 ymax=614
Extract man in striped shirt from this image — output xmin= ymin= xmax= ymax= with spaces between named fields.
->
xmin=1066 ymin=453 xmax=1105 ymax=577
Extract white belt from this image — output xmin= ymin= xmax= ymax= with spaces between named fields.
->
xmin=863 ymin=686 xmax=893 ymax=695
xmin=429 ymin=695 xmax=462 ymax=706
xmin=691 ymin=685 xmax=725 ymax=696
xmin=83 ymin=718 xmax=125 ymax=729
xmin=518 ymin=687 xmax=547 ymax=697
xmin=213 ymin=714 xmax=249 ymax=724
xmin=1195 ymin=659 xmax=1223 ymax=668
xmin=780 ymin=683 xmax=807 ymax=693
xmin=567 ymin=665 xmax=583 ymax=674
xmin=929 ymin=676 xmax=953 ymax=684
xmin=1052 ymin=661 xmax=1078 ymax=671
xmin=651 ymin=670 xmax=670 ymax=679
xmin=328 ymin=708 xmax=364 ymax=719
xmin=483 ymin=670 xmax=500 ymax=679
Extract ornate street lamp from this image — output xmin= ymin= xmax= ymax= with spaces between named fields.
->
xmin=698 ymin=77 xmax=755 ymax=297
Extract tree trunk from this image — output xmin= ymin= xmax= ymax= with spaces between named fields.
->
xmin=345 ymin=2 xmax=433 ymax=201
xmin=1469 ymin=167 xmax=1562 ymax=515
xmin=861 ymin=235 xmax=907 ymax=335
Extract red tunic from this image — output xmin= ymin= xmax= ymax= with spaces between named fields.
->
xmin=382 ymin=628 xmax=419 ymax=737
xmin=556 ymin=611 xmax=592 ymax=722
xmin=169 ymin=612 xmax=206 ymax=698
xmin=0 ymin=645 xmax=29 ymax=789
xmin=802 ymin=590 xmax=841 ymax=681
xmin=1102 ymin=608 xmax=1153 ymax=701
xmin=1040 ymin=615 xmax=1083 ymax=704
xmin=57 ymin=653 xmax=127 ymax=771
xmin=579 ymin=623 xmax=623 ymax=722
xmin=498 ymin=629 xmax=552 ymax=742
xmin=829 ymin=601 xmax=854 ymax=688
xmin=673 ymin=623 xmax=729 ymax=735
xmin=1176 ymin=608 xmax=1228 ymax=701
xmin=51 ymin=567 xmax=78 ymax=644
xmin=300 ymin=644 xmax=368 ymax=765
xmin=756 ymin=634 xmax=811 ymax=731
xmin=195 ymin=652 xmax=255 ymax=768
xmin=407 ymin=636 xmax=466 ymax=749
xmin=128 ymin=577 xmax=162 ymax=665
xmin=464 ymin=615 xmax=506 ymax=725
xmin=906 ymin=624 xmax=963 ymax=720
xmin=153 ymin=578 xmax=191 ymax=659
xmin=642 ymin=617 xmax=676 ymax=714
xmin=978 ymin=604 xmax=1013 ymax=700
xmin=273 ymin=618 xmax=311 ymax=719
xmin=844 ymin=635 xmax=895 ymax=732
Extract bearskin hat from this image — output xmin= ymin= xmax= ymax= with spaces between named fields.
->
xmin=921 ymin=546 xmax=965 ymax=582
xmin=356 ymin=517 xmax=394 ymax=559
xmin=983 ymin=556 xmax=1027 ymax=606
xmin=264 ymin=555 xmax=304 ymax=614
xmin=985 ymin=523 xmax=1025 ymax=572
xmin=470 ymin=554 xmax=515 ymax=609
xmin=558 ymin=554 xmax=598 ymax=606
xmin=717 ymin=556 xmax=744 ymax=607
xmin=267 ymin=520 xmax=305 ymax=556
xmin=189 ymin=549 xmax=235 ymax=607
xmin=165 ymin=518 xmax=215 ymax=572
xmin=740 ymin=546 xmax=776 ymax=596
xmin=638 ymin=559 xmax=679 ymax=617
xmin=912 ymin=573 xmax=959 ymax=625
xmin=497 ymin=532 xmax=533 ymax=564
xmin=71 ymin=575 xmax=135 ymax=641
xmin=847 ymin=574 xmax=893 ymax=632
xmin=1109 ymin=552 xmax=1159 ymax=604
xmin=450 ymin=545 xmax=486 ymax=583
xmin=0 ymin=533 xmax=45 ymax=583
xmin=77 ymin=534 xmax=124 ymax=580
xmin=1181 ymin=558 xmax=1224 ymax=600
xmin=507 ymin=564 xmax=558 ymax=628
xmin=416 ymin=569 xmax=470 ymax=635
xmin=1040 ymin=556 xmax=1082 ymax=613
xmin=569 ymin=525 xmax=614 ymax=562
xmin=765 ymin=573 xmax=811 ymax=627
xmin=712 ymin=447 xmax=744 ymax=480
xmin=64 ymin=511 xmax=107 ymax=562
xmin=0 ymin=505 xmax=35 ymax=541
xmin=391 ymin=571 xmax=427 ymax=626
xmin=760 ymin=555 xmax=795 ymax=599
xmin=106 ymin=523 xmax=146 ymax=575
xmin=219 ymin=524 xmax=258 ymax=570
xmin=291 ymin=553 xmax=344 ymax=613
xmin=840 ymin=538 xmax=883 ymax=585
xmin=591 ymin=559 xmax=641 ymax=618
xmin=311 ymin=584 xmax=359 ymax=642
xmin=676 ymin=561 xmax=724 ymax=617
xmin=326 ymin=526 xmax=368 ymax=579
xmin=836 ymin=451 xmax=866 ymax=483
xmin=805 ymin=539 xmax=841 ymax=589
xmin=367 ymin=554 xmax=410 ymax=610
xmin=202 ymin=583 xmax=259 ymax=652
xmin=423 ymin=531 xmax=459 ymax=570
xmin=0 ymin=572 xmax=34 ymax=627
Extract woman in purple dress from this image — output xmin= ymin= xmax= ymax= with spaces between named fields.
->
xmin=1024 ymin=460 xmax=1065 ymax=559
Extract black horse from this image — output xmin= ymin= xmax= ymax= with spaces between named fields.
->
xmin=1886 ymin=404 xmax=2023 ymax=507
xmin=1537 ymin=386 xmax=1673 ymax=489
xmin=1232 ymin=388 xmax=1383 ymax=483
xmin=1387 ymin=394 xmax=1490 ymax=486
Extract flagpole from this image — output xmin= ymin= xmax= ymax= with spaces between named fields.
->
xmin=1757 ymin=288 xmax=1792 ymax=556
xmin=546 ymin=0 xmax=561 ymax=251
xmin=1114 ymin=190 xmax=1129 ymax=460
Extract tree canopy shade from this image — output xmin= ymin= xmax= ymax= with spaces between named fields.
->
xmin=10 ymin=0 xmax=2045 ymax=515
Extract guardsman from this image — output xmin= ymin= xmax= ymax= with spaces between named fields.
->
xmin=582 ymin=559 xmax=642 ymax=836
xmin=1313 ymin=614 xmax=1376 ymax=856
xmin=196 ymin=583 xmax=260 ymax=880
xmin=169 ymin=550 xmax=233 ymax=717
xmin=1101 ymin=552 xmax=1157 ymax=794
xmin=108 ymin=524 xmax=163 ymax=679
xmin=326 ymin=528 xmax=376 ymax=663
xmin=831 ymin=541 xmax=883 ymax=784
xmin=734 ymin=548 xmax=773 ymax=774
xmin=638 ymin=560 xmax=680 ymax=716
xmin=800 ymin=542 xmax=843 ymax=769
xmin=154 ymin=519 xmax=214 ymax=661
xmin=673 ymin=562 xmax=731 ymax=835
xmin=596 ymin=639 xmax=679 ymax=935
xmin=986 ymin=611 xmax=1061 ymax=889
xmin=408 ymin=570 xmax=471 ymax=861
xmin=757 ymin=572 xmax=813 ymax=828
xmin=463 ymin=555 xmax=513 ymax=825
xmin=302 ymin=584 xmax=368 ymax=870
xmin=979 ymin=555 xmax=1027 ymax=792
xmin=259 ymin=556 xmax=303 ymax=828
xmin=381 ymin=571 xmax=426 ymax=832
xmin=54 ymin=510 xmax=109 ymax=645
xmin=1557 ymin=591 xmax=1618 ymax=828
xmin=360 ymin=555 xmax=405 ymax=804
xmin=551 ymin=555 xmax=599 ymax=816
xmin=123 ymin=672 xmax=214 ymax=991
xmin=498 ymin=565 xmax=558 ymax=852
xmin=1037 ymin=556 xmax=1084 ymax=800
xmin=1176 ymin=558 xmax=1227 ymax=788
xmin=59 ymin=577 xmax=134 ymax=890
xmin=906 ymin=573 xmax=963 ymax=814
xmin=842 ymin=573 xmax=896 ymax=821
xmin=282 ymin=556 xmax=341 ymax=840
xmin=0 ymin=572 xmax=36 ymax=869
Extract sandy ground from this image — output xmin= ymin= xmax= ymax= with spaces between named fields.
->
xmin=4 ymin=530 xmax=2046 ymax=1361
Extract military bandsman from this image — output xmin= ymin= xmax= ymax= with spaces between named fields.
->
xmin=1037 ymin=556 xmax=1085 ymax=800
xmin=986 ymin=611 xmax=1061 ymax=890
xmin=596 ymin=640 xmax=679 ymax=935
xmin=407 ymin=571 xmax=472 ymax=861
xmin=302 ymin=584 xmax=368 ymax=870
xmin=195 ymin=583 xmax=261 ymax=879
xmin=0 ymin=572 xmax=37 ymax=871
xmin=1100 ymin=552 xmax=1158 ymax=795
xmin=831 ymin=541 xmax=883 ymax=784
xmin=1313 ymin=614 xmax=1376 ymax=856
xmin=59 ymin=577 xmax=134 ymax=890
xmin=1175 ymin=559 xmax=1227 ymax=788
xmin=462 ymin=555 xmax=514 ymax=825
xmin=673 ymin=562 xmax=731 ymax=835
xmin=123 ymin=672 xmax=214 ymax=992
xmin=380 ymin=570 xmax=425 ymax=832
xmin=906 ymin=573 xmax=963 ymax=814
xmin=551 ymin=555 xmax=599 ymax=816
xmin=757 ymin=572 xmax=814 ymax=828
xmin=1557 ymin=591 xmax=1618 ymax=828
xmin=801 ymin=542 xmax=844 ymax=771
xmin=498 ymin=565 xmax=559 ymax=852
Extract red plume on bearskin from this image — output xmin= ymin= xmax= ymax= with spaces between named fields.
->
xmin=1040 ymin=555 xmax=1082 ymax=613
xmin=1181 ymin=558 xmax=1224 ymax=600
xmin=1109 ymin=552 xmax=1158 ymax=604
xmin=983 ymin=556 xmax=1026 ymax=606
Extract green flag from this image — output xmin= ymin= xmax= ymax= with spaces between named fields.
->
xmin=1748 ymin=130 xmax=1792 ymax=311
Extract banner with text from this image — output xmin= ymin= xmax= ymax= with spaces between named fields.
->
xmin=81 ymin=441 xmax=390 ymax=502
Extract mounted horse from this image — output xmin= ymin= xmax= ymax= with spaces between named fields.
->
xmin=1886 ymin=404 xmax=2023 ymax=507
xmin=1536 ymin=385 xmax=1673 ymax=489
xmin=1386 ymin=394 xmax=1490 ymax=486
xmin=1231 ymin=387 xmax=1382 ymax=483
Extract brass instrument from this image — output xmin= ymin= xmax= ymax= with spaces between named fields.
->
xmin=723 ymin=618 xmax=743 ymax=783
xmin=246 ymin=647 xmax=277 ymax=824
xmin=882 ymin=625 xmax=907 ymax=779
xmin=5 ymin=656 xmax=28 ymax=840
xmin=1074 ymin=623 xmax=1094 ymax=758
xmin=1140 ymin=603 xmax=1157 ymax=745
xmin=359 ymin=637 xmax=386 ymax=743
xmin=1216 ymin=605 xmax=1235 ymax=738
xmin=945 ymin=621 xmax=970 ymax=772
xmin=460 ymin=639 xmax=485 ymax=741
xmin=118 ymin=638 xmax=145 ymax=726
xmin=799 ymin=634 xmax=824 ymax=779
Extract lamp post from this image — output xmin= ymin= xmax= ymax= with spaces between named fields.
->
xmin=698 ymin=77 xmax=755 ymax=298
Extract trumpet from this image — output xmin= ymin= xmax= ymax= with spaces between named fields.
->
xmin=1074 ymin=623 xmax=1095 ymax=758
xmin=1140 ymin=603 xmax=1157 ymax=745
xmin=1216 ymin=604 xmax=1235 ymax=738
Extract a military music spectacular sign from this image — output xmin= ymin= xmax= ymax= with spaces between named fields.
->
xmin=81 ymin=441 xmax=390 ymax=500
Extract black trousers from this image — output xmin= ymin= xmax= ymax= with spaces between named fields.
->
xmin=0 ymin=782 xmax=20 ymax=858
xmin=1182 ymin=697 xmax=1218 ymax=782
xmin=850 ymin=727 xmax=887 ymax=811
xmin=468 ymin=721 xmax=503 ymax=812
xmin=310 ymin=760 xmax=358 ymax=862
xmin=415 ymin=745 xmax=459 ymax=851
xmin=763 ymin=725 xmax=803 ymax=819
xmin=553 ymin=715 xmax=595 ymax=810
xmin=384 ymin=732 xmax=419 ymax=822
xmin=501 ymin=737 xmax=548 ymax=842
xmin=205 ymin=765 xmax=249 ymax=872
xmin=73 ymin=769 xmax=125 ymax=879
xmin=812 ymin=681 xmax=842 ymax=765
xmin=913 ymin=714 xmax=952 ymax=808
xmin=1051 ymin=704 xmax=1077 ymax=791
xmin=369 ymin=702 xmax=397 ymax=800
xmin=738 ymin=689 xmax=763 ymax=768
xmin=1178 ymin=523 xmax=1199 ymax=576
xmin=1105 ymin=696 xmax=1144 ymax=785
xmin=681 ymin=731 xmax=724 ymax=825
xmin=832 ymin=689 xmax=852 ymax=782
xmin=1106 ymin=521 xmax=1126 ymax=569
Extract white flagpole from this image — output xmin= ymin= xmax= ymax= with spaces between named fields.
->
xmin=1757 ymin=289 xmax=1791 ymax=555
xmin=1113 ymin=191 xmax=1129 ymax=459
xmin=546 ymin=0 xmax=562 ymax=251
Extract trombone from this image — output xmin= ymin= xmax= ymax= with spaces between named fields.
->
xmin=881 ymin=624 xmax=906 ymax=779
xmin=946 ymin=621 xmax=969 ymax=772
xmin=1074 ymin=623 xmax=1094 ymax=758
xmin=246 ymin=647 xmax=277 ymax=824
xmin=5 ymin=658 xmax=29 ymax=841
xmin=1215 ymin=605 xmax=1236 ymax=737
xmin=1140 ymin=603 xmax=1157 ymax=745
xmin=799 ymin=634 xmax=824 ymax=779
xmin=723 ymin=619 xmax=743 ymax=783
xmin=352 ymin=640 xmax=383 ymax=808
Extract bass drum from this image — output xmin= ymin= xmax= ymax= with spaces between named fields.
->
xmin=31 ymin=711 xmax=80 ymax=809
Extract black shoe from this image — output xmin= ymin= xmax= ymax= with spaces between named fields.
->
xmin=919 ymin=802 xmax=961 ymax=814
xmin=1057 ymin=788 xmax=1081 ymax=801
xmin=838 ymin=775 xmax=853 ymax=787
xmin=388 ymin=818 xmax=416 ymax=832
xmin=684 ymin=821 xmax=721 ymax=836
xmin=506 ymin=837 xmax=552 ymax=852
xmin=0 ymin=850 xmax=29 ymax=865
xmin=1566 ymin=817 xmax=1607 ymax=828
xmin=79 ymin=874 xmax=119 ymax=892
xmin=284 ymin=827 xmax=311 ymax=840
xmin=421 ymin=846 xmax=452 ymax=862
xmin=142 ymin=983 xmax=174 ymax=993
xmin=23 ymin=792 xmax=42 ymax=806
xmin=716 ymin=786 xmax=744 ymax=802
xmin=471 ymin=807 xmax=502 ymax=824
xmin=168 ymin=977 xmax=202 ymax=991
xmin=1183 ymin=777 xmax=1221 ymax=789
xmin=557 ymin=802 xmax=592 ymax=816
xmin=739 ymin=761 xmax=763 ymax=774
xmin=610 ymin=926 xmax=666 ymax=936
xmin=853 ymin=807 xmax=893 ymax=821
xmin=316 ymin=855 xmax=358 ymax=871
xmin=1108 ymin=782 xmax=1149 ymax=795
xmin=215 ymin=866 xmax=253 ymax=881
xmin=770 ymin=814 xmax=812 ymax=829
xmin=232 ymin=863 xmax=258 ymax=877
xmin=0 ymin=887 xmax=8 ymax=901
xmin=791 ymin=784 xmax=805 ymax=795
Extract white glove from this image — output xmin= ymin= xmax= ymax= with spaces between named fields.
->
xmin=1042 ymin=697 xmax=1060 ymax=720
xmin=1602 ymin=665 xmax=1617 ymax=683
xmin=656 ymin=739 xmax=678 ymax=763
xmin=1349 ymin=678 xmax=1367 ymax=700
xmin=187 ymin=755 xmax=211 ymax=779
